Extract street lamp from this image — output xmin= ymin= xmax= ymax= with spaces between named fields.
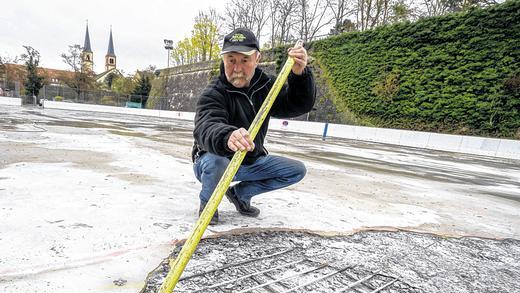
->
xmin=164 ymin=39 xmax=173 ymax=68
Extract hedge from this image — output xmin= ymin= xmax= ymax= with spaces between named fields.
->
xmin=313 ymin=0 xmax=520 ymax=138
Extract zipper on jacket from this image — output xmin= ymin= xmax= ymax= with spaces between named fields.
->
xmin=226 ymin=89 xmax=256 ymax=115
xmin=251 ymin=80 xmax=270 ymax=100
xmin=225 ymin=74 xmax=270 ymax=125
xmin=226 ymin=77 xmax=271 ymax=158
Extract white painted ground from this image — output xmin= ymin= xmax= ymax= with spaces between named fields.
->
xmin=0 ymin=105 xmax=519 ymax=292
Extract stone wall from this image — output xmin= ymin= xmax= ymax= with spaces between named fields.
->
xmin=148 ymin=61 xmax=213 ymax=112
xmin=148 ymin=51 xmax=340 ymax=122
xmin=149 ymin=59 xmax=278 ymax=113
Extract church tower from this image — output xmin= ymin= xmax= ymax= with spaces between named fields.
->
xmin=105 ymin=27 xmax=116 ymax=72
xmin=81 ymin=22 xmax=94 ymax=72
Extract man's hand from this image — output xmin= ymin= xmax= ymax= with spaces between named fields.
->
xmin=288 ymin=43 xmax=308 ymax=75
xmin=227 ymin=128 xmax=255 ymax=152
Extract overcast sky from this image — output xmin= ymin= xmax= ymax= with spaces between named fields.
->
xmin=0 ymin=0 xmax=228 ymax=74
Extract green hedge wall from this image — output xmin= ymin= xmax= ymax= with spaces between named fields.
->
xmin=313 ymin=0 xmax=520 ymax=138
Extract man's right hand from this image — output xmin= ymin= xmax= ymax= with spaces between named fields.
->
xmin=227 ymin=128 xmax=255 ymax=152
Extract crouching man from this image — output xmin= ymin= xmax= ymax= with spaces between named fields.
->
xmin=192 ymin=28 xmax=316 ymax=225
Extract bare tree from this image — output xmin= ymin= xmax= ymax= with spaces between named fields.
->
xmin=422 ymin=0 xmax=451 ymax=16
xmin=0 ymin=55 xmax=19 ymax=66
xmin=267 ymin=0 xmax=281 ymax=48
xmin=422 ymin=0 xmax=500 ymax=17
xmin=274 ymin=0 xmax=300 ymax=45
xmin=328 ymin=0 xmax=357 ymax=34
xmin=356 ymin=0 xmax=395 ymax=31
xmin=265 ymin=0 xmax=300 ymax=48
xmin=224 ymin=3 xmax=241 ymax=32
xmin=61 ymin=44 xmax=82 ymax=73
xmin=296 ymin=0 xmax=334 ymax=42
xmin=223 ymin=0 xmax=269 ymax=43
xmin=60 ymin=44 xmax=95 ymax=96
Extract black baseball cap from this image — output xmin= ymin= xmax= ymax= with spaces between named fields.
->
xmin=221 ymin=28 xmax=260 ymax=56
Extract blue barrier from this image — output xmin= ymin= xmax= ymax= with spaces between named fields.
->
xmin=126 ymin=101 xmax=142 ymax=108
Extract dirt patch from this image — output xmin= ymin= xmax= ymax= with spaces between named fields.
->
xmin=0 ymin=141 xmax=113 ymax=169
xmin=44 ymin=120 xmax=127 ymax=130
xmin=0 ymin=141 xmax=160 ymax=185
xmin=106 ymin=173 xmax=158 ymax=185
xmin=134 ymin=132 xmax=193 ymax=160
xmin=109 ymin=130 xmax=148 ymax=138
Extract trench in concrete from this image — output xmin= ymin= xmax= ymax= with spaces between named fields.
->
xmin=140 ymin=229 xmax=520 ymax=293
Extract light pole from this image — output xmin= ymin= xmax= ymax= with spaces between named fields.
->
xmin=164 ymin=39 xmax=173 ymax=68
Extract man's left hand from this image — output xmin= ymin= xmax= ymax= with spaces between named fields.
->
xmin=288 ymin=44 xmax=307 ymax=75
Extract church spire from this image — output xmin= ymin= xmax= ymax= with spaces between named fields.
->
xmin=81 ymin=20 xmax=94 ymax=72
xmin=107 ymin=26 xmax=115 ymax=56
xmin=83 ymin=21 xmax=92 ymax=53
xmin=105 ymin=26 xmax=117 ymax=71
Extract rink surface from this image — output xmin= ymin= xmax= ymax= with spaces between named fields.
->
xmin=1 ymin=105 xmax=519 ymax=292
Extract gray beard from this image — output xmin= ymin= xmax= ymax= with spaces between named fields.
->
xmin=230 ymin=77 xmax=250 ymax=88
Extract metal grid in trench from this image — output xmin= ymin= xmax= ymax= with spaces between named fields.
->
xmin=175 ymin=247 xmax=411 ymax=293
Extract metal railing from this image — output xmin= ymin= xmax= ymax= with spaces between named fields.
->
xmin=38 ymin=85 xmax=174 ymax=111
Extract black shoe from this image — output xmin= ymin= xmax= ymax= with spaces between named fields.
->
xmin=225 ymin=189 xmax=260 ymax=217
xmin=199 ymin=201 xmax=218 ymax=225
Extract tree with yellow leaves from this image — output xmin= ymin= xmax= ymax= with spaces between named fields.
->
xmin=171 ymin=9 xmax=221 ymax=66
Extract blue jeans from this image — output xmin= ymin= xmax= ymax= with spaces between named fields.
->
xmin=193 ymin=152 xmax=306 ymax=204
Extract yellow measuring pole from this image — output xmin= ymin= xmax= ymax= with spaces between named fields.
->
xmin=158 ymin=41 xmax=303 ymax=293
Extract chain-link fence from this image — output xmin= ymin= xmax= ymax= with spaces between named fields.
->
xmin=32 ymin=82 xmax=332 ymax=122
xmin=0 ymin=81 xmax=21 ymax=98
xmin=38 ymin=85 xmax=173 ymax=110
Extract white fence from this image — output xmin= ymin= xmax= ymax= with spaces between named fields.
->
xmin=0 ymin=96 xmax=21 ymax=106
xmin=268 ymin=119 xmax=519 ymax=160
xmin=42 ymin=100 xmax=195 ymax=120
xmin=2 ymin=98 xmax=518 ymax=160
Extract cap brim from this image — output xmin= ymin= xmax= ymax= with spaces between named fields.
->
xmin=221 ymin=46 xmax=258 ymax=56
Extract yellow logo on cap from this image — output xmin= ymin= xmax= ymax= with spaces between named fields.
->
xmin=230 ymin=33 xmax=246 ymax=42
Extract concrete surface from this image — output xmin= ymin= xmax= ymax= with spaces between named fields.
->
xmin=0 ymin=104 xmax=519 ymax=292
xmin=38 ymin=99 xmax=520 ymax=159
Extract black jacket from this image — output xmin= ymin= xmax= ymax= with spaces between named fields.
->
xmin=192 ymin=64 xmax=316 ymax=165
